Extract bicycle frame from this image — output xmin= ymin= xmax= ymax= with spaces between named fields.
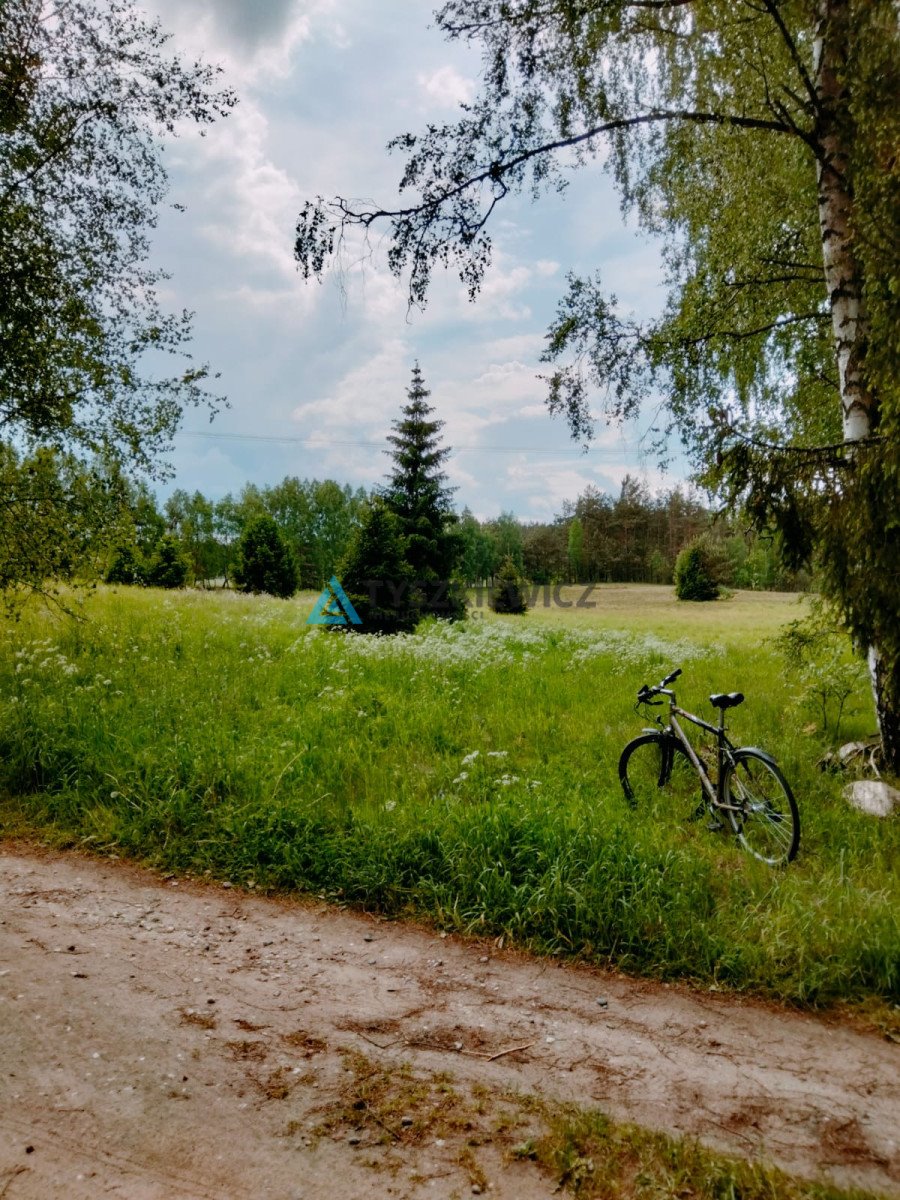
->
xmin=647 ymin=689 xmax=743 ymax=813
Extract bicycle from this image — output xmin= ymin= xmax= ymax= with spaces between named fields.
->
xmin=618 ymin=668 xmax=800 ymax=864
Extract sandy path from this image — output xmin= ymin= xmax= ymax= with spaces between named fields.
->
xmin=0 ymin=844 xmax=897 ymax=1200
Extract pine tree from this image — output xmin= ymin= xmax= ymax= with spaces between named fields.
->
xmin=384 ymin=364 xmax=465 ymax=621
xmin=340 ymin=498 xmax=419 ymax=634
xmin=567 ymin=517 xmax=584 ymax=584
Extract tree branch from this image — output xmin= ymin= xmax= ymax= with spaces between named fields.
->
xmin=680 ymin=311 xmax=827 ymax=346
xmin=437 ymin=0 xmax=698 ymax=39
xmin=323 ymin=108 xmax=798 ymax=230
xmin=729 ymin=427 xmax=883 ymax=459
xmin=725 ymin=272 xmax=823 ymax=290
xmin=759 ymin=0 xmax=821 ymax=117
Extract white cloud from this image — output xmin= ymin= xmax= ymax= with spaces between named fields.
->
xmin=292 ymin=338 xmax=411 ymax=437
xmin=506 ymin=460 xmax=603 ymax=516
xmin=516 ymin=403 xmax=547 ymax=419
xmin=417 ymin=65 xmax=476 ymax=108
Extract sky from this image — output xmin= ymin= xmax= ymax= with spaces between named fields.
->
xmin=143 ymin=0 xmax=683 ymax=521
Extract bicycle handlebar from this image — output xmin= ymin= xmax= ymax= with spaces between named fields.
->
xmin=636 ymin=667 xmax=682 ymax=705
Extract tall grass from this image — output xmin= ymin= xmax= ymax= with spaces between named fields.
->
xmin=1 ymin=586 xmax=897 ymax=1005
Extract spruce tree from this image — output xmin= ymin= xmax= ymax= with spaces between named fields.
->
xmin=384 ymin=364 xmax=465 ymax=621
xmin=340 ymin=498 xmax=419 ymax=634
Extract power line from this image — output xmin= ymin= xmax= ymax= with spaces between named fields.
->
xmin=179 ymin=429 xmax=641 ymax=458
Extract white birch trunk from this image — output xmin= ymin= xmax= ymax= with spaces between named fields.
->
xmin=814 ymin=0 xmax=874 ymax=444
xmin=814 ymin=0 xmax=898 ymax=767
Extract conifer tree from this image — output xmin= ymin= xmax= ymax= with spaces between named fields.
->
xmin=340 ymin=497 xmax=419 ymax=634
xmin=384 ymin=365 xmax=465 ymax=621
xmin=106 ymin=543 xmax=144 ymax=586
xmin=567 ymin=517 xmax=584 ymax=584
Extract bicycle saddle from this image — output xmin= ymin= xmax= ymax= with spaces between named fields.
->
xmin=709 ymin=692 xmax=744 ymax=709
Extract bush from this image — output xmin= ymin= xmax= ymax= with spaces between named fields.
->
xmin=491 ymin=555 xmax=528 ymax=614
xmin=106 ymin=543 xmax=144 ymax=586
xmin=674 ymin=538 xmax=720 ymax=601
xmin=144 ymin=534 xmax=190 ymax=589
xmin=774 ymin=605 xmax=868 ymax=739
xmin=233 ymin=515 xmax=298 ymax=598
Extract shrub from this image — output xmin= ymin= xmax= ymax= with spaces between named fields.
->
xmin=774 ymin=605 xmax=868 ymax=739
xmin=233 ymin=515 xmax=298 ymax=598
xmin=106 ymin=543 xmax=144 ymax=586
xmin=144 ymin=534 xmax=190 ymax=589
xmin=674 ymin=538 xmax=720 ymax=601
xmin=491 ymin=555 xmax=528 ymax=614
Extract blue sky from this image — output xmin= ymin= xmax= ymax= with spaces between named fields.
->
xmin=145 ymin=0 xmax=683 ymax=520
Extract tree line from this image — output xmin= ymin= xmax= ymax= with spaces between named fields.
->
xmin=89 ymin=467 xmax=804 ymax=596
xmin=460 ymin=484 xmax=808 ymax=593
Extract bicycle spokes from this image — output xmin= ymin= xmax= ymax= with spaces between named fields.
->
xmin=726 ymin=756 xmax=799 ymax=864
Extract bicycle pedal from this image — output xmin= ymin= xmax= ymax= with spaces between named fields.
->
xmin=706 ymin=817 xmax=725 ymax=832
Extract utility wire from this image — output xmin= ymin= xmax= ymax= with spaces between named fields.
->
xmin=179 ymin=429 xmax=640 ymax=458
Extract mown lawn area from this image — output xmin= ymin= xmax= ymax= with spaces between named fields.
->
xmin=1 ymin=584 xmax=897 ymax=1006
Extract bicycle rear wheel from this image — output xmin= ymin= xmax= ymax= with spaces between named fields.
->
xmin=723 ymin=750 xmax=800 ymax=864
xmin=618 ymin=733 xmax=697 ymax=813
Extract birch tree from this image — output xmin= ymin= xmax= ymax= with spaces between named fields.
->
xmin=295 ymin=0 xmax=900 ymax=768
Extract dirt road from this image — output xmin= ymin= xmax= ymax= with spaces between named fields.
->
xmin=1 ymin=844 xmax=897 ymax=1199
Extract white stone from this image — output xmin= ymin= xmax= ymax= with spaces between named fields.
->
xmin=844 ymin=780 xmax=900 ymax=818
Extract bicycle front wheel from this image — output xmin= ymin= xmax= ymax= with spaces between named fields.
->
xmin=618 ymin=733 xmax=696 ymax=813
xmin=723 ymin=750 xmax=800 ymax=865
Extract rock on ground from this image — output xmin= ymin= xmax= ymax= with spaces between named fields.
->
xmin=845 ymin=780 xmax=900 ymax=817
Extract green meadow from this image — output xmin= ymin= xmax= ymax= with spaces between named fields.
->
xmin=1 ymin=584 xmax=897 ymax=1007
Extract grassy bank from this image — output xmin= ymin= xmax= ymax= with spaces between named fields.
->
xmin=1 ymin=585 xmax=897 ymax=1005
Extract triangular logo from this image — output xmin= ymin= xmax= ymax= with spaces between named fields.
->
xmin=307 ymin=576 xmax=362 ymax=626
